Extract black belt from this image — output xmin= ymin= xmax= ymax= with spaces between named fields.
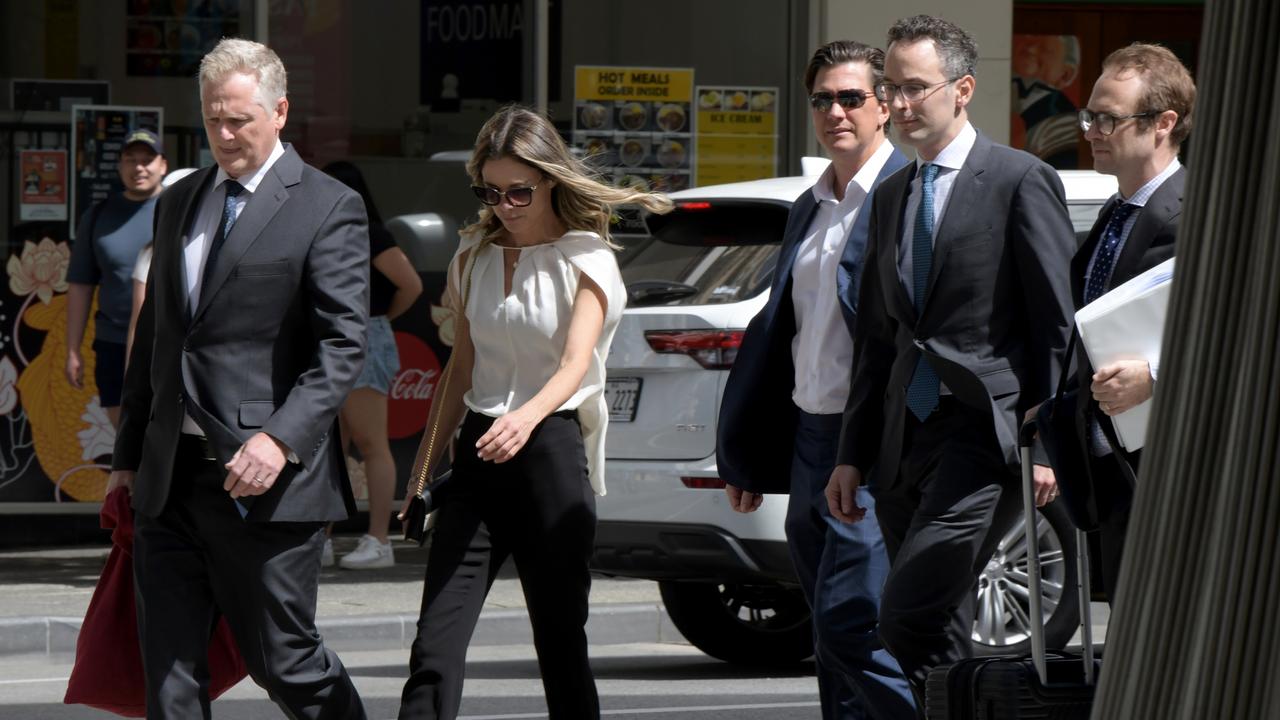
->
xmin=178 ymin=433 xmax=217 ymax=462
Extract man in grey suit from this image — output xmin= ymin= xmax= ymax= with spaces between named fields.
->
xmin=108 ymin=38 xmax=369 ymax=719
xmin=824 ymin=15 xmax=1077 ymax=703
xmin=1067 ymin=43 xmax=1194 ymax=602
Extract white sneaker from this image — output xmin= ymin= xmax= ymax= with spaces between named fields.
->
xmin=320 ymin=537 xmax=335 ymax=568
xmin=339 ymin=534 xmax=395 ymax=570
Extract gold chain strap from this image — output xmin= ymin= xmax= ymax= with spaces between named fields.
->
xmin=411 ymin=249 xmax=475 ymax=497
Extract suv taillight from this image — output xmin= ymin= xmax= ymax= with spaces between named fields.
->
xmin=681 ymin=477 xmax=727 ymax=489
xmin=644 ymin=330 xmax=743 ymax=370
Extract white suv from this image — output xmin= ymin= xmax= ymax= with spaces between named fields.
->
xmin=592 ymin=163 xmax=1117 ymax=666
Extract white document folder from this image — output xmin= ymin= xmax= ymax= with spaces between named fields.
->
xmin=1075 ymin=257 xmax=1176 ymax=451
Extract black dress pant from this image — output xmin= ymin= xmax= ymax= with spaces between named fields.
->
xmin=1089 ymin=453 xmax=1138 ymax=605
xmin=399 ymin=411 xmax=599 ymax=720
xmin=873 ymin=399 xmax=1023 ymax=703
xmin=132 ymin=437 xmax=365 ymax=720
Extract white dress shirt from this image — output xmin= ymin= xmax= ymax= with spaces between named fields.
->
xmin=790 ymin=140 xmax=896 ymax=415
xmin=181 ymin=141 xmax=286 ymax=437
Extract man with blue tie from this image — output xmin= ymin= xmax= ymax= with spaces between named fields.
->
xmin=1067 ymin=43 xmax=1194 ymax=602
xmin=824 ymin=16 xmax=1077 ymax=706
xmin=717 ymin=40 xmax=916 ymax=720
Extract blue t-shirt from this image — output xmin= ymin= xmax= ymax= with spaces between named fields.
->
xmin=67 ymin=194 xmax=157 ymax=344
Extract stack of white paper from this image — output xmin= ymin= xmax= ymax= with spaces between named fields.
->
xmin=1075 ymin=257 xmax=1176 ymax=451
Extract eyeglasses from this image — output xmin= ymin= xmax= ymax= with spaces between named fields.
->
xmin=1078 ymin=109 xmax=1160 ymax=136
xmin=472 ymin=184 xmax=539 ymax=207
xmin=808 ymin=89 xmax=871 ymax=113
xmin=874 ymin=78 xmax=959 ymax=103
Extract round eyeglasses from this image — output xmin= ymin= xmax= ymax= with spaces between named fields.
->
xmin=874 ymin=78 xmax=959 ymax=103
xmin=808 ymin=89 xmax=871 ymax=113
xmin=1077 ymin=109 xmax=1160 ymax=136
xmin=472 ymin=184 xmax=539 ymax=207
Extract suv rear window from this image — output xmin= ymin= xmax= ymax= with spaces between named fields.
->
xmin=619 ymin=200 xmax=790 ymax=307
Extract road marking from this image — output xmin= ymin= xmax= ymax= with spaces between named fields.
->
xmin=0 ymin=677 xmax=67 ymax=685
xmin=455 ymin=701 xmax=822 ymax=719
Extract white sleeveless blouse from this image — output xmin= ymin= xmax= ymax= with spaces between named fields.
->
xmin=452 ymin=230 xmax=626 ymax=495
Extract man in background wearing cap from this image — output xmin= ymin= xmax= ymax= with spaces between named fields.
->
xmin=66 ymin=128 xmax=168 ymax=428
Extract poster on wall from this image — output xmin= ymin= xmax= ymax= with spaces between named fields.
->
xmin=18 ymin=150 xmax=69 ymax=221
xmin=126 ymin=0 xmax=240 ymax=77
xmin=572 ymin=66 xmax=694 ymax=233
xmin=1011 ymin=34 xmax=1083 ymax=169
xmin=694 ymin=86 xmax=778 ymax=186
xmin=70 ymin=105 xmax=163 ymax=237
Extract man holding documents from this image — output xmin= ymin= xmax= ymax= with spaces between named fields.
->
xmin=1071 ymin=42 xmax=1195 ymax=600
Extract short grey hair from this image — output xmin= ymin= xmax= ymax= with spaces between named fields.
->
xmin=199 ymin=38 xmax=288 ymax=111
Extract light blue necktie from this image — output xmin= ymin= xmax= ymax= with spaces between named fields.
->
xmin=905 ymin=164 xmax=940 ymax=421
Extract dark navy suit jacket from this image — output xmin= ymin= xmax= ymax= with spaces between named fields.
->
xmin=717 ymin=147 xmax=910 ymax=494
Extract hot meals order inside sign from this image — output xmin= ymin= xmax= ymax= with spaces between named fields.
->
xmin=572 ymin=66 xmax=694 ymax=205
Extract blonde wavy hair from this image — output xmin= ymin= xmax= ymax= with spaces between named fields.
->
xmin=462 ymin=105 xmax=673 ymax=248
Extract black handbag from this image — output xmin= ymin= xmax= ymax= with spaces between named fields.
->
xmin=403 ymin=251 xmax=474 ymax=545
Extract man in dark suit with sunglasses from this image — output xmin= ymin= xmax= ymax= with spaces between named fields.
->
xmin=718 ymin=40 xmax=915 ymax=720
xmin=825 ymin=16 xmax=1077 ymax=703
xmin=1064 ymin=43 xmax=1194 ymax=602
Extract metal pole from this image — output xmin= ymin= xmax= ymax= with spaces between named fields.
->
xmin=255 ymin=0 xmax=269 ymax=44
xmin=534 ymin=0 xmax=549 ymax=114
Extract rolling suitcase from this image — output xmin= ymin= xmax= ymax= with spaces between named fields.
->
xmin=924 ymin=423 xmax=1099 ymax=720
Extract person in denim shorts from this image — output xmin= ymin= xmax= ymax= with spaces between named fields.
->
xmin=323 ymin=161 xmax=423 ymax=568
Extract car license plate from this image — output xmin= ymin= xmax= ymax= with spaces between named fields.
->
xmin=605 ymin=377 xmax=642 ymax=422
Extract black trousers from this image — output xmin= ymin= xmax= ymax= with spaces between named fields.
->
xmin=1089 ymin=453 xmax=1137 ymax=605
xmin=132 ymin=436 xmax=365 ymax=720
xmin=399 ymin=411 xmax=599 ymax=720
xmin=874 ymin=399 xmax=1023 ymax=704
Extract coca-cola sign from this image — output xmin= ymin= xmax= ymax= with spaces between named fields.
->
xmin=390 ymin=368 xmax=439 ymax=401
xmin=388 ymin=331 xmax=444 ymax=439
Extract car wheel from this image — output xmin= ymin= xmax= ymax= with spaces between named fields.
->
xmin=971 ymin=499 xmax=1081 ymax=656
xmin=659 ymin=580 xmax=813 ymax=666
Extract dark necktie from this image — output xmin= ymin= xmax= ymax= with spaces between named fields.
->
xmin=1084 ymin=201 xmax=1138 ymax=304
xmin=1085 ymin=200 xmax=1139 ymax=454
xmin=200 ymin=180 xmax=245 ymax=297
xmin=905 ymin=163 xmax=940 ymax=421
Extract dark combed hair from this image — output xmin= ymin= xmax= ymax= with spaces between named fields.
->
xmin=1102 ymin=43 xmax=1196 ymax=147
xmin=887 ymin=14 xmax=978 ymax=80
xmin=804 ymin=40 xmax=886 ymax=92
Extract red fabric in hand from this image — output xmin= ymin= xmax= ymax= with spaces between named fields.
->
xmin=63 ymin=487 xmax=249 ymax=716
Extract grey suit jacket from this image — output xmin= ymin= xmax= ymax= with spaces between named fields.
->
xmin=113 ymin=145 xmax=370 ymax=522
xmin=838 ymin=131 xmax=1077 ymax=488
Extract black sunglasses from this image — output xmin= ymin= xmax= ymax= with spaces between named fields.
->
xmin=808 ymin=89 xmax=871 ymax=113
xmin=471 ymin=184 xmax=539 ymax=207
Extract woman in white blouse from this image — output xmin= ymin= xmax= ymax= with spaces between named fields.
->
xmin=397 ymin=106 xmax=671 ymax=720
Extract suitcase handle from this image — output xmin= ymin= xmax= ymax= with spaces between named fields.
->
xmin=1020 ymin=421 xmax=1095 ymax=687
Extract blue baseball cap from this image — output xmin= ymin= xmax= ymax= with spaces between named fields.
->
xmin=122 ymin=128 xmax=164 ymax=156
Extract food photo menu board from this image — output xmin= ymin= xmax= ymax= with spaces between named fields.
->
xmin=572 ymin=66 xmax=694 ymax=231
xmin=694 ymin=86 xmax=779 ymax=186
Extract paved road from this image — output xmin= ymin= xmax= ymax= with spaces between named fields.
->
xmin=1 ymin=642 xmax=823 ymax=719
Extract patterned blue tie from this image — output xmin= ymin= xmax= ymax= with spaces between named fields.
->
xmin=200 ymin=180 xmax=245 ymax=294
xmin=1085 ymin=200 xmax=1138 ymax=454
xmin=1084 ymin=201 xmax=1137 ymax=304
xmin=905 ymin=164 xmax=940 ymax=421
